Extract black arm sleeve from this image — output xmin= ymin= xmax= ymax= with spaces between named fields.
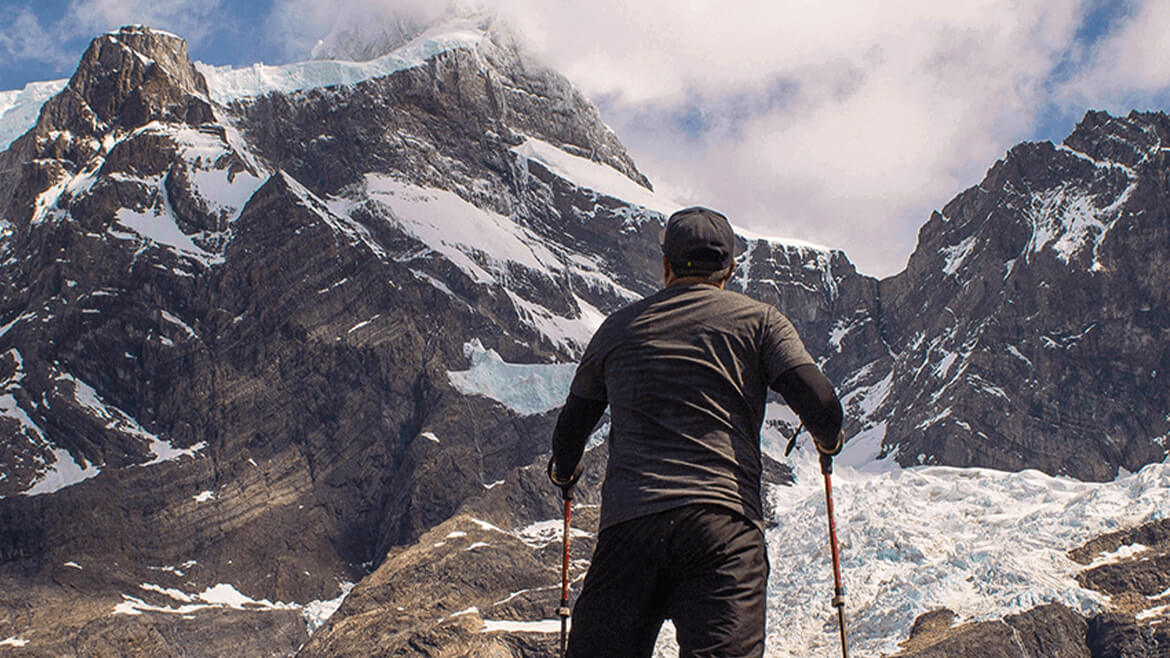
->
xmin=551 ymin=393 xmax=608 ymax=481
xmin=771 ymin=363 xmax=844 ymax=455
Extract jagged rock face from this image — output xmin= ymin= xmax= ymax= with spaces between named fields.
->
xmin=48 ymin=26 xmax=212 ymax=131
xmin=230 ymin=25 xmax=649 ymax=203
xmin=875 ymin=111 xmax=1170 ymax=479
xmin=0 ymin=26 xmax=214 ymax=227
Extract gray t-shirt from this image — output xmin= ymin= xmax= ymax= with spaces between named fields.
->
xmin=571 ymin=283 xmax=815 ymax=530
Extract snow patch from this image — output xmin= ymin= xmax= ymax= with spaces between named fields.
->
xmin=0 ymin=636 xmax=29 ymax=648
xmin=481 ymin=618 xmax=563 ymax=633
xmin=304 ymin=582 xmax=355 ymax=635
xmin=512 ymin=138 xmax=674 ymax=217
xmin=141 ymin=583 xmax=196 ymax=603
xmin=363 ymin=174 xmax=561 ymax=284
xmin=56 ymin=371 xmax=205 ymax=467
xmin=1136 ymin=604 xmax=1170 ymax=621
xmin=160 ymin=310 xmax=197 ymax=338
xmin=933 ymin=350 xmax=960 ymax=380
xmin=445 ymin=605 xmax=480 ymax=621
xmin=358 ymin=175 xmax=619 ymax=351
xmin=1006 ymin=345 xmax=1033 ymax=369
xmin=827 ymin=319 xmax=852 ymax=353
xmin=193 ymin=490 xmax=215 ymax=503
xmin=469 ymin=518 xmax=506 ymax=533
xmin=505 ymin=289 xmax=605 ymax=353
xmin=941 ymin=235 xmax=978 ymax=276
xmin=114 ymin=207 xmax=216 ymax=262
xmin=447 ymin=340 xmax=575 ymax=416
xmin=23 ymin=448 xmax=100 ymax=496
xmin=143 ymin=440 xmax=206 ymax=466
xmin=198 ymin=22 xmax=485 ymax=105
xmin=0 ymin=78 xmax=67 ymax=150
xmin=732 ymin=227 xmax=836 ymax=256
xmin=515 ymin=519 xmax=591 ymax=549
xmin=1085 ymin=543 xmax=1149 ymax=569
xmin=1024 ymin=179 xmax=1135 ymax=269
xmin=115 ymin=582 xmax=301 ymax=617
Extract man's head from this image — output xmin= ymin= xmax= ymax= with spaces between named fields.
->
xmin=661 ymin=206 xmax=736 ymax=286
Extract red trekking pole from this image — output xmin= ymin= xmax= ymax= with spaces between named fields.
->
xmin=789 ymin=425 xmax=849 ymax=657
xmin=820 ymin=452 xmax=849 ymax=658
xmin=558 ymin=487 xmax=572 ymax=658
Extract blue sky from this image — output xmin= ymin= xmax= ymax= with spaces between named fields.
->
xmin=2 ymin=0 xmax=1169 ymax=276
xmin=0 ymin=0 xmax=285 ymax=89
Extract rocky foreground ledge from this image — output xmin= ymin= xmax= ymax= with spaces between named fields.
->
xmin=896 ymin=518 xmax=1170 ymax=657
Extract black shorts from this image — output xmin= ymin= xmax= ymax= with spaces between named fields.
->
xmin=568 ymin=504 xmax=769 ymax=658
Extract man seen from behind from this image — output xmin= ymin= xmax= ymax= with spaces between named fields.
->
xmin=548 ymin=206 xmax=845 ymax=657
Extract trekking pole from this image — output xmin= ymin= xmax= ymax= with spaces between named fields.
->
xmin=820 ymin=452 xmax=849 ymax=658
xmin=558 ymin=487 xmax=572 ymax=658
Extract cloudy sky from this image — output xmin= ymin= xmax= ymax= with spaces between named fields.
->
xmin=2 ymin=0 xmax=1169 ymax=276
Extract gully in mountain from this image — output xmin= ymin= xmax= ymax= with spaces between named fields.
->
xmin=549 ymin=206 xmax=845 ymax=657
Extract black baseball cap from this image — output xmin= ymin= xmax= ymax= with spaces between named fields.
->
xmin=661 ymin=206 xmax=736 ymax=275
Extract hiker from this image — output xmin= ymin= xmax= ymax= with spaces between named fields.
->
xmin=548 ymin=206 xmax=844 ymax=657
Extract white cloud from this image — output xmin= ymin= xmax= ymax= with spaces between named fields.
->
xmin=65 ymin=0 xmax=226 ymax=44
xmin=0 ymin=6 xmax=74 ymax=66
xmin=263 ymin=0 xmax=451 ymax=62
xmin=1060 ymin=1 xmax=1170 ymax=111
xmin=0 ymin=0 xmax=227 ymax=77
xmin=485 ymin=0 xmax=1089 ymax=275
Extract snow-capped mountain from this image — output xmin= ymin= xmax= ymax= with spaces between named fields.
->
xmin=0 ymin=17 xmax=1167 ymax=657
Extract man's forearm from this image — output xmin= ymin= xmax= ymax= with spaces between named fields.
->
xmin=771 ymin=364 xmax=844 ymax=454
xmin=551 ymin=393 xmax=608 ymax=481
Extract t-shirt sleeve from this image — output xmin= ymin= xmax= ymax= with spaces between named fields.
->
xmin=569 ymin=327 xmax=608 ymax=402
xmin=760 ymin=306 xmax=816 ymax=384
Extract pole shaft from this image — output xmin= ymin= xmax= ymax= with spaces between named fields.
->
xmin=560 ymin=497 xmax=572 ymax=657
xmin=823 ymin=470 xmax=849 ymax=658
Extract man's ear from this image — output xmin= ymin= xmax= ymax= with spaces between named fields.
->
xmin=722 ymin=262 xmax=735 ymax=285
xmin=663 ymin=256 xmax=673 ymax=285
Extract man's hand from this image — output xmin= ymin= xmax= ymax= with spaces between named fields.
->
xmin=815 ymin=430 xmax=844 ymax=475
xmin=547 ymin=456 xmax=582 ymax=500
xmin=815 ymin=429 xmax=844 ymax=457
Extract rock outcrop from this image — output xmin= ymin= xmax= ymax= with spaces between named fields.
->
xmin=894 ymin=518 xmax=1170 ymax=657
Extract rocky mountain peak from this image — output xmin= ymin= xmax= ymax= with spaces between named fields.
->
xmin=43 ymin=25 xmax=212 ymax=134
xmin=0 ymin=25 xmax=215 ymax=228
xmin=1062 ymin=110 xmax=1170 ymax=168
xmin=869 ymin=108 xmax=1170 ymax=480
